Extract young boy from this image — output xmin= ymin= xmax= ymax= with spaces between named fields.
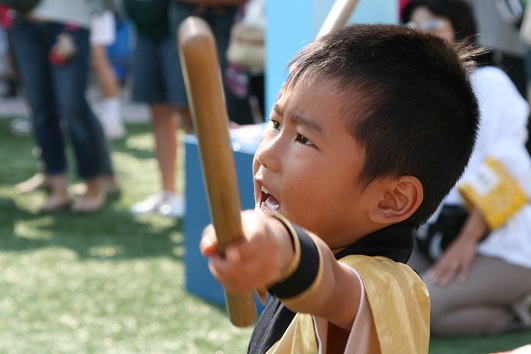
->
xmin=200 ymin=24 xmax=480 ymax=353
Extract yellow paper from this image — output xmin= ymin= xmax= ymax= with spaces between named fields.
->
xmin=459 ymin=157 xmax=527 ymax=229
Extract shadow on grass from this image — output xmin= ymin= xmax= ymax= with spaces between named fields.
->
xmin=0 ymin=196 xmax=184 ymax=261
xmin=108 ymin=122 xmax=158 ymax=161
xmin=0 ymin=119 xmax=184 ymax=262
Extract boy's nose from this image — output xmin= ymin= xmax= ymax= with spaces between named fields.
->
xmin=255 ymin=135 xmax=281 ymax=172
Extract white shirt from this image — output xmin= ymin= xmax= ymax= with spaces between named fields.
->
xmin=31 ymin=0 xmax=92 ymax=28
xmin=445 ymin=66 xmax=531 ymax=269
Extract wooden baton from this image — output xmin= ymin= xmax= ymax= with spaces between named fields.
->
xmin=178 ymin=17 xmax=257 ymax=327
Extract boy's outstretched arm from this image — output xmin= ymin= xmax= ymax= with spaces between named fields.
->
xmin=199 ymin=210 xmax=363 ymax=330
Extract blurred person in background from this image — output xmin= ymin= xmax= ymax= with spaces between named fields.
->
xmin=122 ymin=0 xmax=189 ymax=218
xmin=10 ymin=0 xmax=120 ymax=213
xmin=123 ymin=0 xmax=243 ymax=217
xmin=403 ymin=0 xmax=531 ymax=336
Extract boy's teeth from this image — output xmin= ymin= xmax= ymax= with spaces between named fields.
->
xmin=261 ymin=194 xmax=280 ymax=213
xmin=258 ymin=185 xmax=279 ymax=214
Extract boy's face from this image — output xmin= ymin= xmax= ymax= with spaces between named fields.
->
xmin=253 ymin=77 xmax=383 ymax=248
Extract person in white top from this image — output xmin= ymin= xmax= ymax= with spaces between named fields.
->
xmin=403 ymin=0 xmax=531 ymax=336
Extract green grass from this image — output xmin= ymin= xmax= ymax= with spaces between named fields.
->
xmin=0 ymin=119 xmax=252 ymax=353
xmin=0 ymin=117 xmax=529 ymax=353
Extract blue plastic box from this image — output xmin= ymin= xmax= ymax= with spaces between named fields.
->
xmin=183 ymin=125 xmax=268 ymax=311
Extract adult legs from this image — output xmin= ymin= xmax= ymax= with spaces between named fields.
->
xmin=50 ymin=24 xmax=115 ymax=211
xmin=128 ymin=33 xmax=185 ymax=217
xmin=129 ymin=103 xmax=185 ymax=217
xmin=150 ymin=104 xmax=177 ymax=194
xmin=9 ymin=18 xmax=70 ymax=211
xmin=424 ymin=255 xmax=531 ymax=336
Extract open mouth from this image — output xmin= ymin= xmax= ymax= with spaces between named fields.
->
xmin=259 ymin=185 xmax=280 ymax=214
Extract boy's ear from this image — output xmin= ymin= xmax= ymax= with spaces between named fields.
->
xmin=368 ymin=176 xmax=423 ymax=225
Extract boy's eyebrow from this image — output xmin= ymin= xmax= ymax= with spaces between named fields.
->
xmin=290 ymin=112 xmax=325 ymax=137
xmin=272 ymin=103 xmax=283 ymax=116
xmin=273 ymin=104 xmax=325 ymax=137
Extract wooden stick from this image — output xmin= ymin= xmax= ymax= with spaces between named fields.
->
xmin=317 ymin=0 xmax=360 ymax=38
xmin=178 ymin=16 xmax=256 ymax=328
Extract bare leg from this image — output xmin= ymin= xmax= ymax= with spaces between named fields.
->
xmin=427 ymin=255 xmax=531 ymax=336
xmin=177 ymin=106 xmax=192 ymax=134
xmin=151 ymin=104 xmax=178 ymax=194
xmin=90 ymin=44 xmax=119 ymax=98
xmin=129 ymin=104 xmax=186 ymax=217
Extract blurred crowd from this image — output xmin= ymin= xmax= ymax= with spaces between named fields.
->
xmin=3 ymin=0 xmax=530 ymax=216
xmin=0 ymin=0 xmax=266 ymax=215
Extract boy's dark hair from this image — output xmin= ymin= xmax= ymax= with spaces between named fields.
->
xmin=286 ymin=24 xmax=479 ymax=227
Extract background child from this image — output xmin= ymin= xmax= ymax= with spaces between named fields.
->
xmin=200 ymin=24 xmax=480 ymax=353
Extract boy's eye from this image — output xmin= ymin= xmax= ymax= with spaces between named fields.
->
xmin=297 ymin=133 xmax=313 ymax=146
xmin=271 ymin=120 xmax=281 ymax=130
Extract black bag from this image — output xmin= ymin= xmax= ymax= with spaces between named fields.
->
xmin=413 ymin=205 xmax=469 ymax=261
xmin=0 ymin=0 xmax=41 ymax=14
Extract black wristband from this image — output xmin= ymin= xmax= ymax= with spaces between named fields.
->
xmin=268 ymin=215 xmax=321 ymax=299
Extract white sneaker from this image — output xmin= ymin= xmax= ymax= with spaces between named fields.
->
xmin=102 ymin=121 xmax=126 ymax=140
xmin=159 ymin=195 xmax=185 ymax=217
xmin=130 ymin=193 xmax=185 ymax=218
xmin=130 ymin=194 xmax=161 ymax=216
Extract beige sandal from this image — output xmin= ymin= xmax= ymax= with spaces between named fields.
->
xmin=40 ymin=193 xmax=72 ymax=213
xmin=71 ymin=193 xmax=106 ymax=213
xmin=69 ymin=181 xmax=121 ymax=197
xmin=15 ymin=173 xmax=51 ymax=194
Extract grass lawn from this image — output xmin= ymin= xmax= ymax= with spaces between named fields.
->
xmin=0 ymin=117 xmax=529 ymax=353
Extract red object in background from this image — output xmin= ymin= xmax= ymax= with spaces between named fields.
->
xmin=0 ymin=5 xmax=13 ymax=29
xmin=49 ymin=32 xmax=78 ymax=66
xmin=49 ymin=49 xmax=67 ymax=65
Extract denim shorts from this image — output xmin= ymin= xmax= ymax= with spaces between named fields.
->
xmin=131 ymin=2 xmax=238 ymax=108
xmin=130 ymin=33 xmax=188 ymax=107
xmin=170 ymin=2 xmax=237 ymax=71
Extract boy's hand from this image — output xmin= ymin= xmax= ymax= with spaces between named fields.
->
xmin=199 ymin=210 xmax=294 ymax=294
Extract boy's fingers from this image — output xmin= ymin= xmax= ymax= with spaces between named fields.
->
xmin=199 ymin=224 xmax=218 ymax=256
xmin=208 ymin=255 xmax=255 ymax=293
xmin=226 ymin=245 xmax=242 ymax=263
